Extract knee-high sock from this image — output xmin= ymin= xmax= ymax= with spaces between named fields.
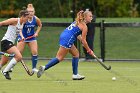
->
xmin=72 ymin=57 xmax=79 ymax=75
xmin=32 ymin=55 xmax=38 ymax=69
xmin=3 ymin=58 xmax=17 ymax=72
xmin=45 ymin=58 xmax=59 ymax=70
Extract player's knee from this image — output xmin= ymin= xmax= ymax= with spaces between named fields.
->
xmin=72 ymin=53 xmax=79 ymax=58
xmin=31 ymin=50 xmax=38 ymax=55
xmin=15 ymin=55 xmax=22 ymax=62
xmin=57 ymin=57 xmax=63 ymax=62
xmin=58 ymin=58 xmax=63 ymax=61
xmin=32 ymin=53 xmax=38 ymax=56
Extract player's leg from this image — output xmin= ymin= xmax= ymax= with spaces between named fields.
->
xmin=28 ymin=40 xmax=38 ymax=72
xmin=0 ymin=40 xmax=11 ymax=69
xmin=69 ymin=45 xmax=85 ymax=80
xmin=0 ymin=56 xmax=9 ymax=70
xmin=17 ymin=41 xmax=26 ymax=53
xmin=69 ymin=45 xmax=79 ymax=75
xmin=37 ymin=46 xmax=69 ymax=78
xmin=2 ymin=46 xmax=22 ymax=80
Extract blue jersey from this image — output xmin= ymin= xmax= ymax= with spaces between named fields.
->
xmin=59 ymin=21 xmax=82 ymax=48
xmin=17 ymin=16 xmax=37 ymax=42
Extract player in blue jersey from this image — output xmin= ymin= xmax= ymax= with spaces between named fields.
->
xmin=17 ymin=4 xmax=42 ymax=73
xmin=37 ymin=10 xmax=94 ymax=80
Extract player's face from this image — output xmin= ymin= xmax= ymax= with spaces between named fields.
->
xmin=85 ymin=12 xmax=93 ymax=23
xmin=22 ymin=15 xmax=29 ymax=23
xmin=27 ymin=8 xmax=35 ymax=18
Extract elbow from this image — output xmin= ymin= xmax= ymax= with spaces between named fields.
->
xmin=81 ymin=39 xmax=86 ymax=45
xmin=39 ymin=24 xmax=42 ymax=28
xmin=81 ymin=38 xmax=86 ymax=43
xmin=0 ymin=22 xmax=3 ymax=26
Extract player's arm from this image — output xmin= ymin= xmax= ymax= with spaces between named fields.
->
xmin=77 ymin=35 xmax=82 ymax=41
xmin=0 ymin=18 xmax=17 ymax=26
xmin=19 ymin=30 xmax=24 ymax=40
xmin=80 ymin=23 xmax=93 ymax=54
xmin=34 ymin=16 xmax=42 ymax=37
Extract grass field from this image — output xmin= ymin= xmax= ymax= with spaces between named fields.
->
xmin=0 ymin=60 xmax=139 ymax=93
xmin=0 ymin=18 xmax=140 ymax=92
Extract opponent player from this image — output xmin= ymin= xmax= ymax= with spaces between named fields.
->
xmin=17 ymin=4 xmax=42 ymax=73
xmin=0 ymin=10 xmax=29 ymax=80
xmin=37 ymin=10 xmax=94 ymax=80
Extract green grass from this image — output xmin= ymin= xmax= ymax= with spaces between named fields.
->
xmin=0 ymin=61 xmax=140 ymax=93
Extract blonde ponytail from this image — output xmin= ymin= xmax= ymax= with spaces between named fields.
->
xmin=75 ymin=10 xmax=84 ymax=26
xmin=27 ymin=4 xmax=33 ymax=8
xmin=27 ymin=3 xmax=35 ymax=11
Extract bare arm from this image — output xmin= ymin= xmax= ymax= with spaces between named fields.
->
xmin=77 ymin=35 xmax=82 ymax=41
xmin=78 ymin=23 xmax=94 ymax=55
xmin=19 ymin=30 xmax=24 ymax=40
xmin=0 ymin=18 xmax=17 ymax=26
xmin=80 ymin=23 xmax=91 ymax=51
xmin=34 ymin=16 xmax=42 ymax=37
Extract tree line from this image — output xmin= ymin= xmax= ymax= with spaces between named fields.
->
xmin=0 ymin=0 xmax=140 ymax=18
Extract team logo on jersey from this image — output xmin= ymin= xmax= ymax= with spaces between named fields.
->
xmin=69 ymin=45 xmax=71 ymax=48
xmin=16 ymin=27 xmax=22 ymax=31
xmin=16 ymin=27 xmax=22 ymax=35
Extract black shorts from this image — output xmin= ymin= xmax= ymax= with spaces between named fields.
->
xmin=1 ymin=40 xmax=14 ymax=52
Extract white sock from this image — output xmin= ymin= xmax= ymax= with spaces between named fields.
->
xmin=3 ymin=58 xmax=17 ymax=72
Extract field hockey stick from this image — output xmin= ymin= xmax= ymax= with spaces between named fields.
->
xmin=20 ymin=60 xmax=34 ymax=76
xmin=92 ymin=54 xmax=111 ymax=70
xmin=0 ymin=52 xmax=15 ymax=57
xmin=19 ymin=35 xmax=35 ymax=42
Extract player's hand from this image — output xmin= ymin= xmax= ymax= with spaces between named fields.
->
xmin=18 ymin=37 xmax=25 ymax=42
xmin=34 ymin=33 xmax=38 ymax=37
xmin=21 ymin=37 xmax=25 ymax=41
xmin=87 ymin=49 xmax=94 ymax=56
xmin=87 ymin=49 xmax=97 ymax=58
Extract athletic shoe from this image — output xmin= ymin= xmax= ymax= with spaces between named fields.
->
xmin=32 ymin=68 xmax=39 ymax=73
xmin=1 ymin=71 xmax=11 ymax=80
xmin=37 ymin=66 xmax=45 ymax=78
xmin=72 ymin=74 xmax=85 ymax=80
xmin=9 ymin=68 xmax=14 ymax=73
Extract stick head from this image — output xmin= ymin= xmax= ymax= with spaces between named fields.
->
xmin=107 ymin=65 xmax=111 ymax=70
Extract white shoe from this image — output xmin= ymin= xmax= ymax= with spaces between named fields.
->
xmin=32 ymin=68 xmax=39 ymax=73
xmin=37 ymin=66 xmax=45 ymax=78
xmin=72 ymin=74 xmax=85 ymax=80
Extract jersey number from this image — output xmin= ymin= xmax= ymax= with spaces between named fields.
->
xmin=27 ymin=28 xmax=31 ymax=34
xmin=67 ymin=23 xmax=75 ymax=30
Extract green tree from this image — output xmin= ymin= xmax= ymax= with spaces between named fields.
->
xmin=95 ymin=0 xmax=133 ymax=17
xmin=0 ymin=0 xmax=140 ymax=18
xmin=0 ymin=0 xmax=19 ymax=17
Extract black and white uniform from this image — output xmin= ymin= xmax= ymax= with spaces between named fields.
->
xmin=1 ymin=18 xmax=23 ymax=52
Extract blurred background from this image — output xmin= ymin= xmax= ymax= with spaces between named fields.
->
xmin=0 ymin=0 xmax=140 ymax=18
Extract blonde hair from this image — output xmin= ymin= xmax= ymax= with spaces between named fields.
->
xmin=75 ymin=10 xmax=84 ymax=25
xmin=27 ymin=4 xmax=35 ymax=11
xmin=75 ymin=10 xmax=92 ymax=25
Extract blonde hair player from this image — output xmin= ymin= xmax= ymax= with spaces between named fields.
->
xmin=37 ymin=10 xmax=94 ymax=80
xmin=17 ymin=4 xmax=42 ymax=73
xmin=0 ymin=10 xmax=29 ymax=80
